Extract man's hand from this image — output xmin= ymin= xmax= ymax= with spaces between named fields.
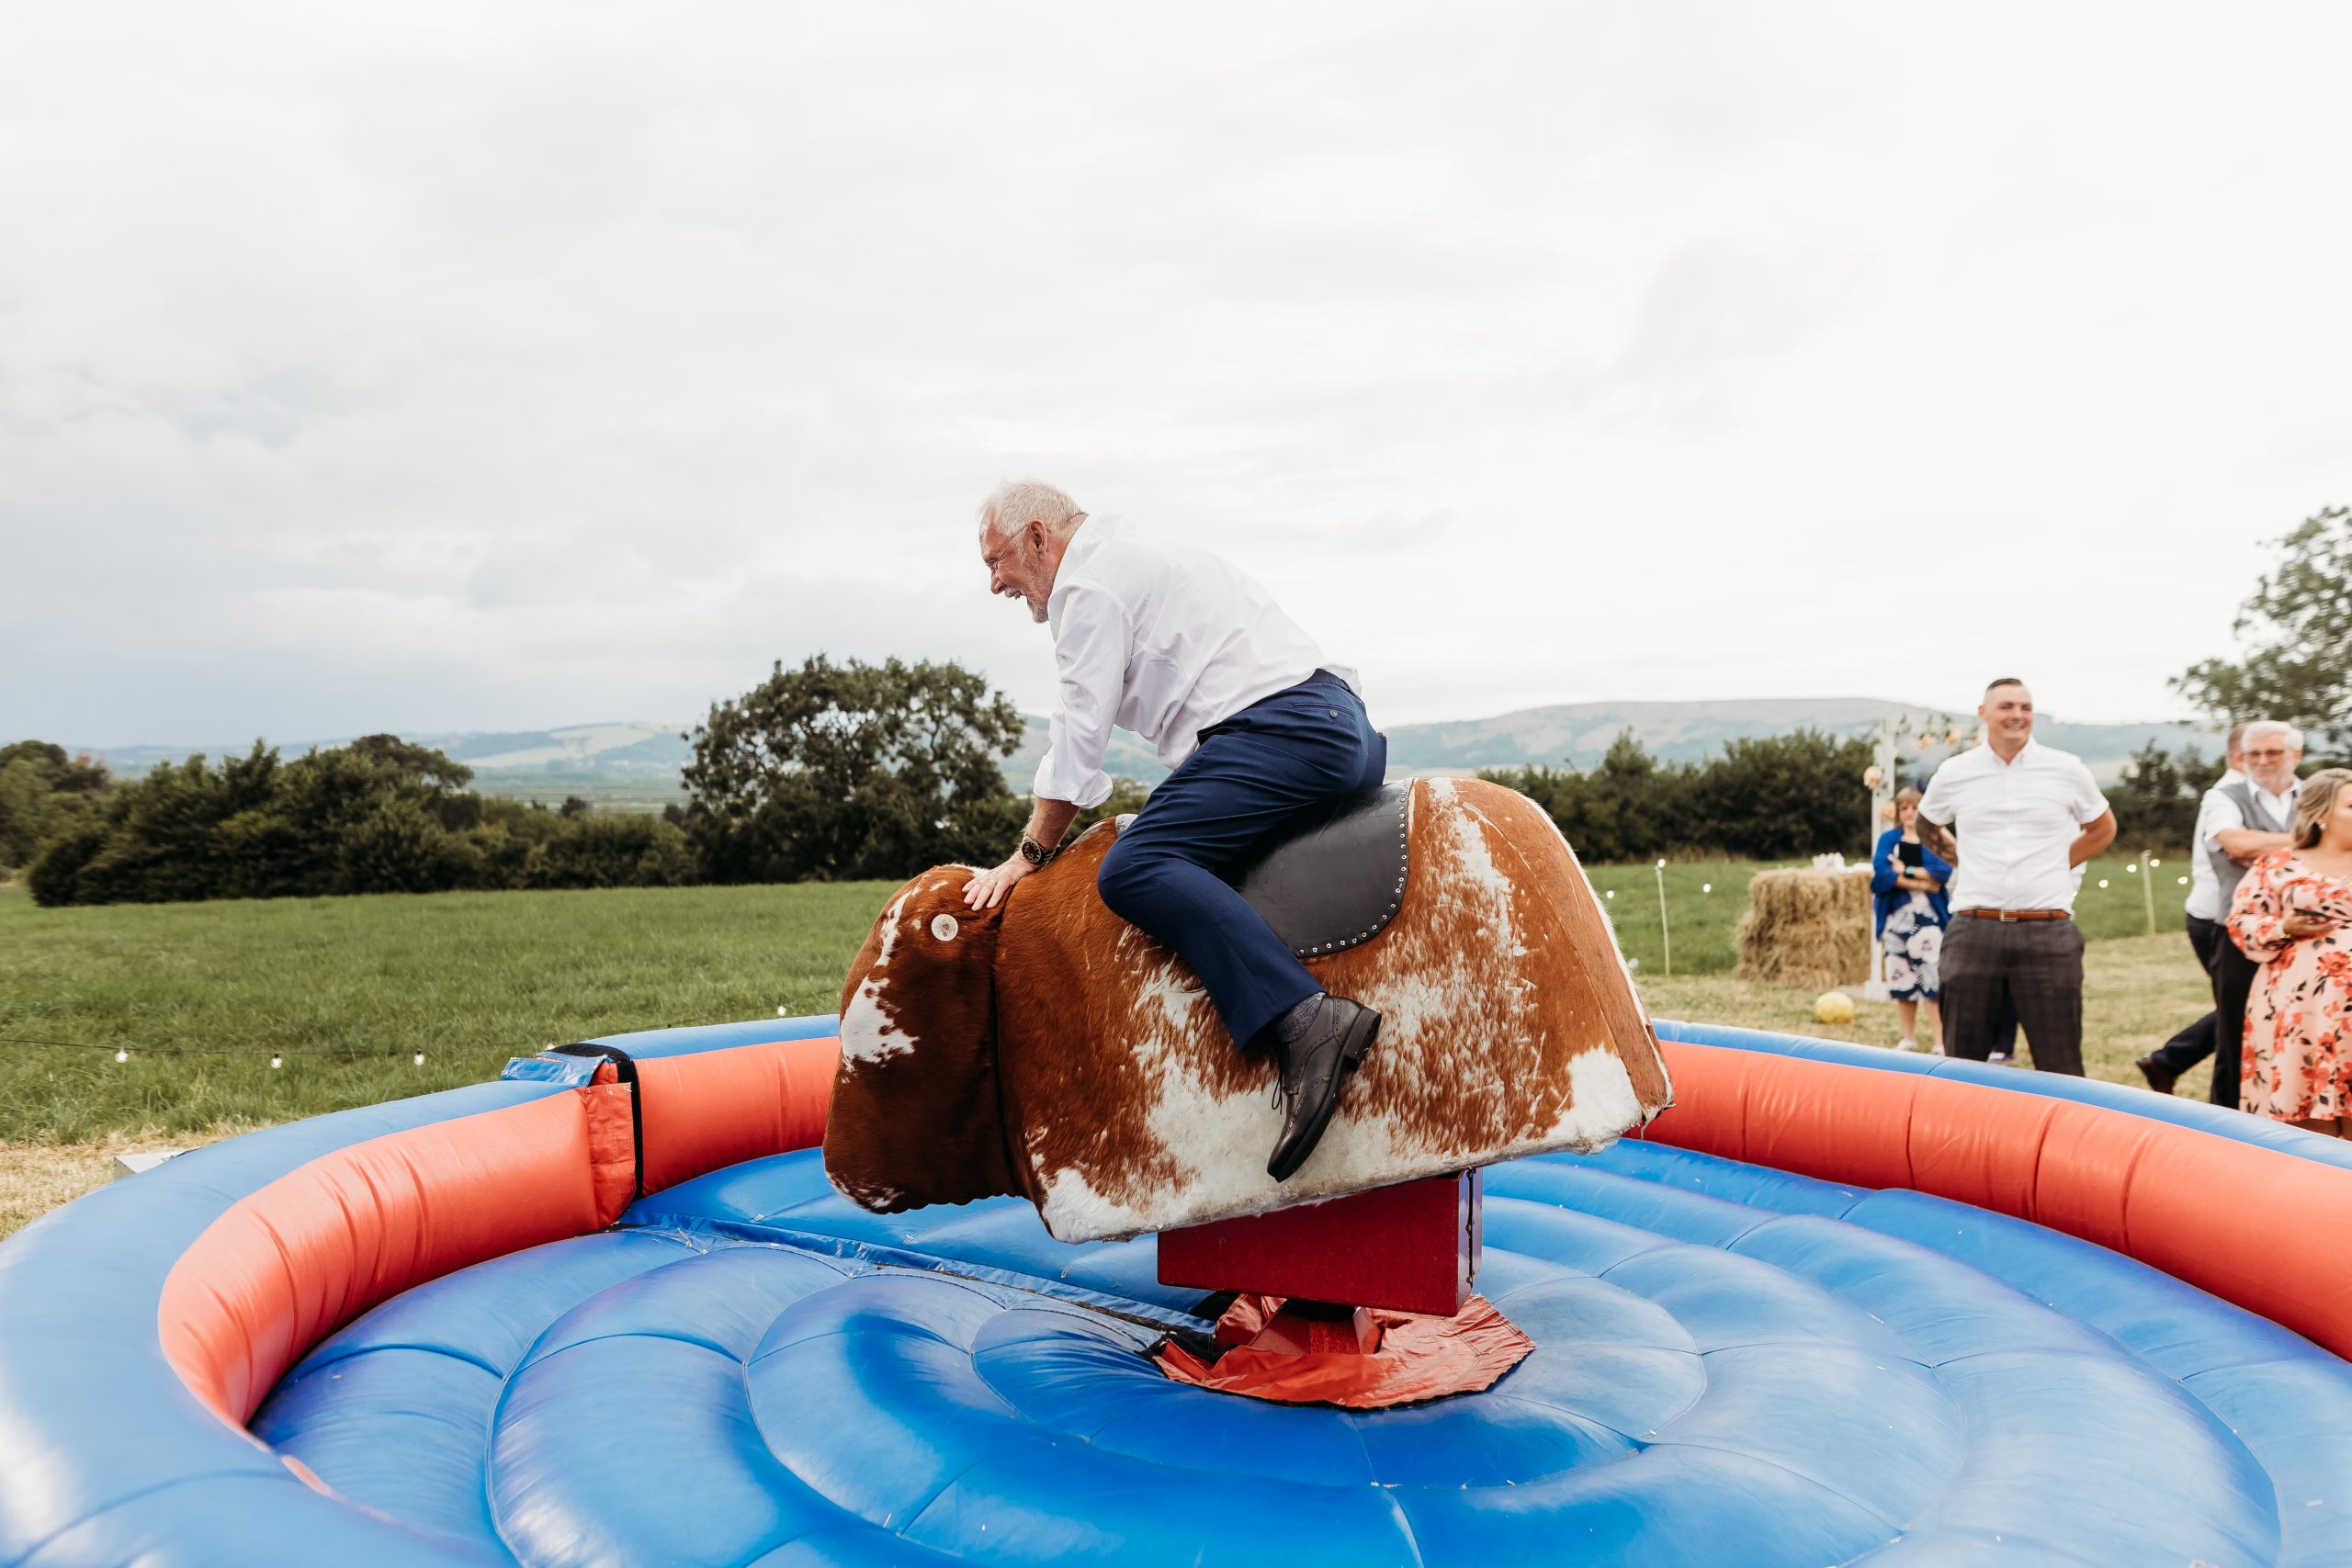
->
xmin=964 ymin=853 xmax=1035 ymax=911
xmin=2283 ymin=912 xmax=2337 ymax=941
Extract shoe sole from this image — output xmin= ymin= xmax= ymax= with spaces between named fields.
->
xmin=1267 ymin=1008 xmax=1381 ymax=1183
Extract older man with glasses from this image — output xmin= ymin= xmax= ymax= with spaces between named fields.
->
xmin=2193 ymin=720 xmax=2304 ymax=1110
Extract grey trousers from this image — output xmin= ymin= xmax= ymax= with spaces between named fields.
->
xmin=1939 ymin=915 xmax=2086 ymax=1076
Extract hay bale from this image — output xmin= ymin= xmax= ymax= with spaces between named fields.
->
xmin=1736 ymin=868 xmax=1873 ymax=988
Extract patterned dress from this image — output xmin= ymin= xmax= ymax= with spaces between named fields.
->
xmin=2230 ymin=850 xmax=2352 ymax=1122
xmin=1882 ymin=894 xmax=1944 ymax=1001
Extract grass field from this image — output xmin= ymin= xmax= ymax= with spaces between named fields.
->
xmin=1577 ymin=853 xmax=2186 ymax=977
xmin=0 ymin=861 xmax=2220 ymax=1236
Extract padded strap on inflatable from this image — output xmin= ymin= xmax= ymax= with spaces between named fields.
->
xmin=552 ymin=1043 xmax=645 ymax=1203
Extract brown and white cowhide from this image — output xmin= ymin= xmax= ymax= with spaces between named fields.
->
xmin=825 ymin=776 xmax=1671 ymax=1243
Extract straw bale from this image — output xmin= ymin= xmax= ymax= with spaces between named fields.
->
xmin=1736 ymin=867 xmax=1873 ymax=988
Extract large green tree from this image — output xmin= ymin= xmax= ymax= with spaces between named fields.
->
xmin=0 ymin=741 xmax=112 ymax=868
xmin=2175 ymin=505 xmax=2352 ymax=756
xmin=681 ymin=655 xmax=1028 ymax=883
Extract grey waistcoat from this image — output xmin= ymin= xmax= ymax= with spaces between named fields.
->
xmin=2205 ymin=779 xmax=2294 ymax=906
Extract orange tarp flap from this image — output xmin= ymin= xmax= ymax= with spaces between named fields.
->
xmin=1158 ymin=1293 xmax=1532 ymax=1408
xmin=636 ymin=1035 xmax=839 ymax=1196
xmin=159 ymin=1091 xmax=605 ymax=1426
xmin=1649 ymin=1040 xmax=2352 ymax=1362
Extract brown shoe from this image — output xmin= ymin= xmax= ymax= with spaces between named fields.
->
xmin=2136 ymin=1055 xmax=2179 ymax=1096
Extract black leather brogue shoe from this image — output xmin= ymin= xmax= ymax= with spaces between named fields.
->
xmin=1266 ymin=996 xmax=1381 ymax=1182
xmin=2135 ymin=1054 xmax=2179 ymax=1097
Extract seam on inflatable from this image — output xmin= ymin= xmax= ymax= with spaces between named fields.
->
xmin=285 ymin=1337 xmax=507 ymax=1383
xmin=11 ymin=1462 xmax=314 ymax=1566
xmin=1646 ymin=1437 xmax=1909 ymax=1529
xmin=630 ymin=1213 xmax=1209 ymax=1335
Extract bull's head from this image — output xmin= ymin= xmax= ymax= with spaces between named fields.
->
xmin=824 ymin=864 xmax=1021 ymax=1213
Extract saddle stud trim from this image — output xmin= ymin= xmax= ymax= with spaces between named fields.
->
xmin=1253 ymin=784 xmax=1412 ymax=961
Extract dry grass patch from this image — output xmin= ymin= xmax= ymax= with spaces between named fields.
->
xmin=1642 ymin=931 xmax=2218 ymax=1095
xmin=0 ymin=1125 xmax=261 ymax=1241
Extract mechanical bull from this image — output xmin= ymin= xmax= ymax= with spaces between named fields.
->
xmin=825 ymin=776 xmax=1672 ymax=1242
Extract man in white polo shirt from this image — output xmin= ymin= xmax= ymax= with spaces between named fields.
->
xmin=1915 ymin=678 xmax=2119 ymax=1073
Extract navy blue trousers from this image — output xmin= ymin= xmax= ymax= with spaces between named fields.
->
xmin=1096 ymin=671 xmax=1386 ymax=1051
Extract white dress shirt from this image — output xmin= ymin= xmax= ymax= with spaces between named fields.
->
xmin=1034 ymin=519 xmax=1355 ymax=809
xmin=2186 ymin=772 xmax=2299 ymax=921
xmin=2183 ymin=767 xmax=2243 ymax=921
xmin=1917 ymin=739 xmax=2110 ymax=914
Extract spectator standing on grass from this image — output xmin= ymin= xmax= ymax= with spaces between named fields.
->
xmin=2186 ymin=721 xmax=2305 ymax=1109
xmin=2230 ymin=769 xmax=2352 ymax=1135
xmin=2138 ymin=725 xmax=2249 ymax=1095
xmin=1914 ymin=679 xmax=2118 ymax=1074
xmin=1871 ymin=786 xmax=1951 ymax=1052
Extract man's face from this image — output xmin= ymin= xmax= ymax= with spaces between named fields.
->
xmin=2243 ymin=735 xmax=2302 ymax=793
xmin=979 ymin=519 xmax=1051 ymax=625
xmin=1978 ymin=683 xmax=2035 ymax=749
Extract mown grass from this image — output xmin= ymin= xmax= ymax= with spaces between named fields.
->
xmin=1583 ymin=854 xmax=2186 ymax=979
xmin=0 ymin=879 xmax=892 ymax=1143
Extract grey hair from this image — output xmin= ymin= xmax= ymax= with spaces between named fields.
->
xmin=2242 ymin=719 xmax=2305 ymax=753
xmin=2292 ymin=768 xmax=2349 ymax=850
xmin=978 ymin=480 xmax=1083 ymax=540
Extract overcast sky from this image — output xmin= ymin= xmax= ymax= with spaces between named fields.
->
xmin=6 ymin=3 xmax=2349 ymax=748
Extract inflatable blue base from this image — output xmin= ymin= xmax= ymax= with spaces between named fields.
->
xmin=250 ymin=1135 xmax=2350 ymax=1567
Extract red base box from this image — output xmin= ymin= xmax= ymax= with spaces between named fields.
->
xmin=1155 ymin=1170 xmax=1479 ymax=1316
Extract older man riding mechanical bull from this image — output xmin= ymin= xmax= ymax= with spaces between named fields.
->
xmin=824 ymin=483 xmax=1673 ymax=1273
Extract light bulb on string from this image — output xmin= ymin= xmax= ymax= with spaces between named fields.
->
xmin=115 ymin=1048 xmax=128 ymax=1064
xmin=413 ymin=1052 xmax=425 ymax=1066
xmin=270 ymin=1054 xmax=282 ymax=1070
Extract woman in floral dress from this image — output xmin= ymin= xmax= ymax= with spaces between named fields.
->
xmin=1872 ymin=787 xmax=1952 ymax=1053
xmin=2230 ymin=768 xmax=2352 ymax=1134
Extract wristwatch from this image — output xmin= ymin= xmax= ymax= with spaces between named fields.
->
xmin=1018 ymin=835 xmax=1056 ymax=867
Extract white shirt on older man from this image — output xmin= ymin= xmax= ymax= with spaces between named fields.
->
xmin=1033 ymin=518 xmax=1356 ymax=810
xmin=1917 ymin=739 xmax=2110 ymax=914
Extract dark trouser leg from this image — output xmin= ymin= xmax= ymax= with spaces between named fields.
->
xmin=2007 ymin=919 xmax=2086 ymax=1077
xmin=2210 ymin=941 xmax=2260 ymax=1111
xmin=2146 ymin=917 xmax=2224 ymax=1073
xmin=1096 ymin=676 xmax=1385 ymax=1050
xmin=1939 ymin=918 xmax=2008 ymax=1062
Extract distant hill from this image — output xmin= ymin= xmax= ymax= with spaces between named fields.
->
xmin=1377 ymin=698 xmax=2217 ymax=784
xmin=78 ymin=698 xmax=2218 ymax=803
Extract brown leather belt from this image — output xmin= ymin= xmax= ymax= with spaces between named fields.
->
xmin=1958 ymin=908 xmax=2072 ymax=922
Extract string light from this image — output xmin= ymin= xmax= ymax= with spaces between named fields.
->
xmin=414 ymin=1052 xmax=425 ymax=1066
xmin=270 ymin=1054 xmax=283 ymax=1070
xmin=2177 ymin=875 xmax=2189 ymax=886
xmin=2098 ymin=879 xmax=2110 ymax=888
xmin=1702 ymin=883 xmax=1713 ymax=894
xmin=2127 ymin=863 xmax=2139 ymax=874
xmin=1605 ymin=889 xmax=1616 ymax=900
xmin=114 ymin=1049 xmax=128 ymax=1064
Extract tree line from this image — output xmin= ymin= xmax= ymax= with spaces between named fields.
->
xmin=8 ymin=505 xmax=2343 ymax=906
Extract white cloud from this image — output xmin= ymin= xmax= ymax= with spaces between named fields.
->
xmin=3 ymin=2 xmax=2349 ymax=748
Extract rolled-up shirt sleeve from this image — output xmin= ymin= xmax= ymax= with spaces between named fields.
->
xmin=2070 ymin=761 xmax=2110 ymax=824
xmin=1032 ymin=584 xmax=1126 ymax=809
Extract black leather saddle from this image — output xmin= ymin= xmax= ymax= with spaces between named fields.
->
xmin=1110 ymin=783 xmax=1413 ymax=958
xmin=1224 ymin=783 xmax=1414 ymax=958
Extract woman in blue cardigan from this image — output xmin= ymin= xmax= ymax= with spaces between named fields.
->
xmin=1872 ymin=786 xmax=1953 ymax=1052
